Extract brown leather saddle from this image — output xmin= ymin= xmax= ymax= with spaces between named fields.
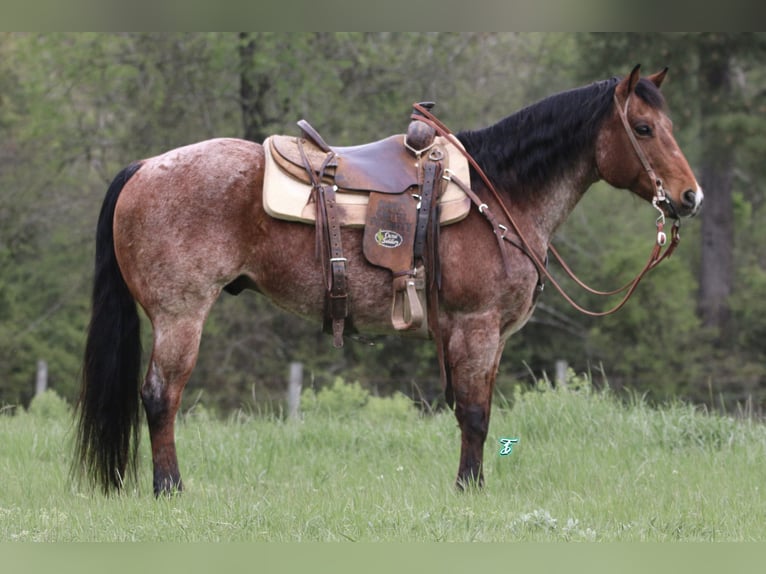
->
xmin=271 ymin=131 xmax=420 ymax=195
xmin=267 ymin=103 xmax=454 ymax=346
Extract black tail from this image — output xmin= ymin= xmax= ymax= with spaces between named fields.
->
xmin=74 ymin=162 xmax=143 ymax=494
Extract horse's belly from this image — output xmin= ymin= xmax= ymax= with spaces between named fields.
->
xmin=249 ymin=221 xmax=399 ymax=335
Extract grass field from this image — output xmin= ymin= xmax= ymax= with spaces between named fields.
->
xmin=2 ymin=375 xmax=765 ymax=542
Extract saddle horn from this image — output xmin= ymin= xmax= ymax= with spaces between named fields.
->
xmin=406 ymin=102 xmax=437 ymax=155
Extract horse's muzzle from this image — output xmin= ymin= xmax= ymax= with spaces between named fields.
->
xmin=680 ymin=186 xmax=704 ymax=217
xmin=667 ymin=186 xmax=703 ymax=219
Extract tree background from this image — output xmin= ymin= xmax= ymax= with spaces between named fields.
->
xmin=1 ymin=32 xmax=764 ymax=413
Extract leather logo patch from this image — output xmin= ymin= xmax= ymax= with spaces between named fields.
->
xmin=374 ymin=229 xmax=404 ymax=249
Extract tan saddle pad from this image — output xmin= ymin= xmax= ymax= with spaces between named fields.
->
xmin=262 ymin=135 xmax=471 ymax=227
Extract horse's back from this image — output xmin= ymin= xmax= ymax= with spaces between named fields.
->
xmin=136 ymin=137 xmax=263 ymax=187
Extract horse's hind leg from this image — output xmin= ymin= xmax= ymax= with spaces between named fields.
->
xmin=141 ymin=311 xmax=208 ymax=496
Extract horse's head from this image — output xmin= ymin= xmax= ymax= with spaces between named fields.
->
xmin=596 ymin=65 xmax=703 ymax=219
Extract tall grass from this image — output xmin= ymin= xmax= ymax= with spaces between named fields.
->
xmin=2 ymin=377 xmax=765 ymax=541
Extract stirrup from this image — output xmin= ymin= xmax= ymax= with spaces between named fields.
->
xmin=391 ymin=268 xmax=425 ymax=332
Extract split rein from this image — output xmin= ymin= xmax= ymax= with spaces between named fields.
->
xmin=412 ymin=101 xmax=681 ymax=318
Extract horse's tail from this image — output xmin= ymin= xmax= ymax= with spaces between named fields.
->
xmin=74 ymin=162 xmax=144 ymax=495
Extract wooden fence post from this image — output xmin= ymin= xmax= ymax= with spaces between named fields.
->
xmin=287 ymin=361 xmax=303 ymax=419
xmin=35 ymin=359 xmax=48 ymax=396
xmin=555 ymin=359 xmax=568 ymax=387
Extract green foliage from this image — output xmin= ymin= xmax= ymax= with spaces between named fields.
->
xmin=301 ymin=377 xmax=370 ymax=418
xmin=300 ymin=377 xmax=418 ymax=423
xmin=732 ymin=265 xmax=766 ymax=357
xmin=26 ymin=389 xmax=71 ymax=420
xmin=731 ymin=196 xmax=766 ymax=368
xmin=364 ymin=393 xmax=419 ymax=424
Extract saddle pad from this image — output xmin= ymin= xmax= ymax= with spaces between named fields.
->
xmin=262 ymin=135 xmax=471 ymax=227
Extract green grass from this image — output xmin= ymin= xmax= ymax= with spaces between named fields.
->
xmin=2 ymin=379 xmax=766 ymax=542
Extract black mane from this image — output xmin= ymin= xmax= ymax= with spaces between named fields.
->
xmin=456 ymin=77 xmax=666 ymax=199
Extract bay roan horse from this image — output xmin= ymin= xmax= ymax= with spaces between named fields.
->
xmin=74 ymin=66 xmax=702 ymax=495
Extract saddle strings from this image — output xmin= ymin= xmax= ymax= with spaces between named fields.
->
xmin=411 ymin=102 xmax=681 ymax=317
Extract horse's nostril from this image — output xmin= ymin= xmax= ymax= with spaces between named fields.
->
xmin=682 ymin=189 xmax=698 ymax=208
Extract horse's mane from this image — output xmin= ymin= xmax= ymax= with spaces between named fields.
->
xmin=456 ymin=77 xmax=666 ymax=200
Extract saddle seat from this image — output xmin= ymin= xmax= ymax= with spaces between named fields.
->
xmin=271 ymin=132 xmax=419 ymax=195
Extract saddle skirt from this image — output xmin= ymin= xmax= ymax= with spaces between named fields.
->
xmin=262 ymin=134 xmax=471 ymax=227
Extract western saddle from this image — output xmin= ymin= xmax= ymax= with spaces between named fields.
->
xmin=264 ymin=103 xmax=470 ymax=347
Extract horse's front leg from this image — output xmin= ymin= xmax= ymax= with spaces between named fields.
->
xmin=445 ymin=318 xmax=504 ymax=489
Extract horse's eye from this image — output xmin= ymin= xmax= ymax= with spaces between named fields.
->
xmin=635 ymin=124 xmax=653 ymax=137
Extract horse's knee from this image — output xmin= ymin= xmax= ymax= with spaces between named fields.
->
xmin=140 ymin=362 xmax=171 ymax=422
xmin=141 ymin=332 xmax=198 ymax=423
xmin=455 ymin=402 xmax=489 ymax=441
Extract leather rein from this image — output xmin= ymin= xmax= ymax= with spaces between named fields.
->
xmin=412 ymin=97 xmax=681 ymax=317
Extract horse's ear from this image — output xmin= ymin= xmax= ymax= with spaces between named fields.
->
xmin=616 ymin=64 xmax=642 ymax=99
xmin=647 ymin=67 xmax=668 ymax=88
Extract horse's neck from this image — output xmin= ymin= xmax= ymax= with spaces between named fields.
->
xmin=461 ymin=113 xmax=603 ymax=248
xmin=511 ymin=155 xmax=598 ymax=247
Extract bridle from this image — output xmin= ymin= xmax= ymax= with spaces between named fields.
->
xmin=614 ymin=92 xmax=680 ymax=225
xmin=412 ymin=96 xmax=682 ymax=317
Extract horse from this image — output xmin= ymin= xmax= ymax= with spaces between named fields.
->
xmin=74 ymin=65 xmax=702 ymax=496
